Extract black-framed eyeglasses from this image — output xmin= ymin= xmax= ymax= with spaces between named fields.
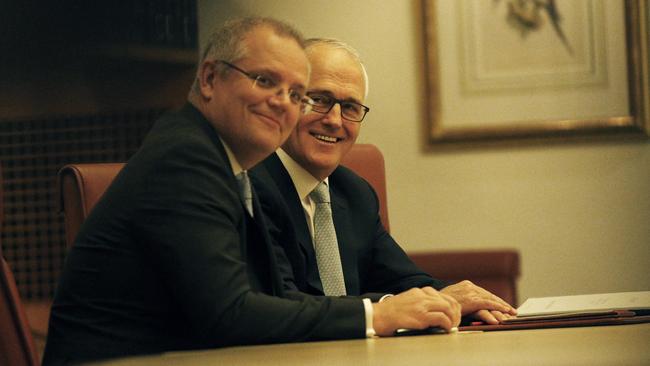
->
xmin=306 ymin=92 xmax=370 ymax=122
xmin=218 ymin=60 xmax=312 ymax=114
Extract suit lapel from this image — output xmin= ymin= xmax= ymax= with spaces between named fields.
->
xmin=263 ymin=154 xmax=314 ymax=260
xmin=262 ymin=154 xmax=327 ymax=293
xmin=249 ymin=187 xmax=283 ymax=296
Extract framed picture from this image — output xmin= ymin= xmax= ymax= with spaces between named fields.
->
xmin=422 ymin=0 xmax=649 ymax=144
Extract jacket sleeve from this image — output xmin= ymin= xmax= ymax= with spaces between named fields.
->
xmin=133 ymin=139 xmax=365 ymax=347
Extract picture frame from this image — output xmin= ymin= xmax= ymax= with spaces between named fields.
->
xmin=421 ymin=0 xmax=649 ymax=144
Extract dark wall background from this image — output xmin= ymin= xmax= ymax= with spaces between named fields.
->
xmin=1 ymin=0 xmax=197 ymax=300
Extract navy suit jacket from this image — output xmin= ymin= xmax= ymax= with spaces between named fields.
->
xmin=251 ymin=153 xmax=447 ymax=302
xmin=43 ymin=105 xmax=365 ymax=365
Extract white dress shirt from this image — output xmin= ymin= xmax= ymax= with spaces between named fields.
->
xmin=220 ymin=138 xmax=244 ymax=177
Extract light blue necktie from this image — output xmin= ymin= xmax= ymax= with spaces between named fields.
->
xmin=310 ymin=182 xmax=346 ymax=296
xmin=236 ymin=170 xmax=253 ymax=217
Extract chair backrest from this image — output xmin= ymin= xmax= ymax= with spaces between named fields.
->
xmin=340 ymin=144 xmax=390 ymax=232
xmin=1 ymin=164 xmax=40 ymax=366
xmin=58 ymin=163 xmax=125 ymax=247
xmin=409 ymin=250 xmax=520 ymax=306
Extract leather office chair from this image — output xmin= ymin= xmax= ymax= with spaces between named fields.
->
xmin=58 ymin=163 xmax=125 ymax=248
xmin=0 ymin=165 xmax=41 ymax=366
xmin=18 ymin=163 xmax=128 ymax=354
xmin=58 ymin=144 xmax=520 ymax=305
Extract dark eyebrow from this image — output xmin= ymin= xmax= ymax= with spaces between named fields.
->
xmin=307 ymin=90 xmax=362 ymax=105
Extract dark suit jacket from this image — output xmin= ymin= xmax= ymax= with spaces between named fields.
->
xmin=250 ymin=153 xmax=447 ymax=302
xmin=43 ymin=104 xmax=365 ymax=365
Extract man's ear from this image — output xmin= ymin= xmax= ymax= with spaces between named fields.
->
xmin=198 ymin=60 xmax=218 ymax=99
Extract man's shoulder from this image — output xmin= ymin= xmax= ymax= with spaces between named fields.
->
xmin=120 ymin=106 xmax=233 ymax=196
xmin=331 ymin=165 xmax=373 ymax=191
xmin=143 ymin=105 xmax=217 ymax=148
xmin=134 ymin=105 xmax=224 ymax=160
xmin=328 ymin=165 xmax=380 ymax=212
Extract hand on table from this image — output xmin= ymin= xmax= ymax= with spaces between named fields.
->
xmin=440 ymin=280 xmax=517 ymax=325
xmin=372 ymin=287 xmax=461 ymax=336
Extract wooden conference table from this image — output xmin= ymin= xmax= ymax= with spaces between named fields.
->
xmin=89 ymin=323 xmax=650 ymax=366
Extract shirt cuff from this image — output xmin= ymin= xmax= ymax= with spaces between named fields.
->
xmin=362 ymin=298 xmax=376 ymax=338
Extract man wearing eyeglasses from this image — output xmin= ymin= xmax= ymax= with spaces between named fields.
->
xmin=251 ymin=38 xmax=517 ymax=327
xmin=44 ymin=19 xmax=464 ymax=366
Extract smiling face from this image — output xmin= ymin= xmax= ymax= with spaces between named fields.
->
xmin=199 ymin=25 xmax=310 ymax=169
xmin=281 ymin=45 xmax=366 ymax=180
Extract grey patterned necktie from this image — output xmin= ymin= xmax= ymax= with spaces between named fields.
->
xmin=309 ymin=182 xmax=346 ymax=296
xmin=236 ymin=170 xmax=253 ymax=217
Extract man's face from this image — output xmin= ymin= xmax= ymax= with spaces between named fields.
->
xmin=205 ymin=26 xmax=310 ymax=168
xmin=282 ymin=45 xmax=366 ymax=180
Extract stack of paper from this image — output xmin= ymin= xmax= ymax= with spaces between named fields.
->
xmin=460 ymin=291 xmax=650 ymax=331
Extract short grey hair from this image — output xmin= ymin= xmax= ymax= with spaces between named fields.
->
xmin=189 ymin=17 xmax=306 ymax=97
xmin=304 ymin=38 xmax=369 ymax=100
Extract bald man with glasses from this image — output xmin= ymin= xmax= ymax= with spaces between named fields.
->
xmin=251 ymin=38 xmax=517 ymax=327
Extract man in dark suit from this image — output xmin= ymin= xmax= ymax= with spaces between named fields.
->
xmin=251 ymin=38 xmax=517 ymax=324
xmin=44 ymin=18 xmax=461 ymax=365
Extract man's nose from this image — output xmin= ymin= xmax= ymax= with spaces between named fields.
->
xmin=322 ymin=103 xmax=343 ymax=127
xmin=268 ymin=87 xmax=293 ymax=108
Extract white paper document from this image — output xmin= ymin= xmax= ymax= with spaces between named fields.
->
xmin=516 ymin=291 xmax=650 ymax=317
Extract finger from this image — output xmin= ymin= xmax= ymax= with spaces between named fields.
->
xmin=421 ymin=294 xmax=459 ymax=328
xmin=440 ymin=293 xmax=462 ymax=327
xmin=496 ymin=311 xmax=515 ymax=320
xmin=470 ymin=286 xmax=516 ymax=312
xmin=499 ymin=303 xmax=517 ymax=315
xmin=421 ymin=286 xmax=459 ymax=323
xmin=443 ymin=284 xmax=515 ymax=315
xmin=490 ymin=310 xmax=508 ymax=323
xmin=430 ymin=297 xmax=456 ymax=323
xmin=434 ymin=292 xmax=459 ymax=324
xmin=492 ymin=297 xmax=516 ymax=313
xmin=475 ymin=309 xmax=499 ymax=325
xmin=472 ymin=289 xmax=512 ymax=308
xmin=426 ymin=311 xmax=453 ymax=332
xmin=486 ymin=294 xmax=517 ymax=314
xmin=471 ymin=298 xmax=515 ymax=314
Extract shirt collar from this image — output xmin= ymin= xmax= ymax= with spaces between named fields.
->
xmin=277 ymin=148 xmax=328 ymax=200
xmin=220 ymin=137 xmax=244 ymax=176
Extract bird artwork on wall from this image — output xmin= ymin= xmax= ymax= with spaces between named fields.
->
xmin=495 ymin=0 xmax=574 ymax=55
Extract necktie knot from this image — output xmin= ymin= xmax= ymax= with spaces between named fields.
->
xmin=310 ymin=182 xmax=330 ymax=204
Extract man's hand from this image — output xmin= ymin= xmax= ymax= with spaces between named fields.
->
xmin=440 ymin=280 xmax=517 ymax=324
xmin=372 ymin=287 xmax=461 ymax=336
